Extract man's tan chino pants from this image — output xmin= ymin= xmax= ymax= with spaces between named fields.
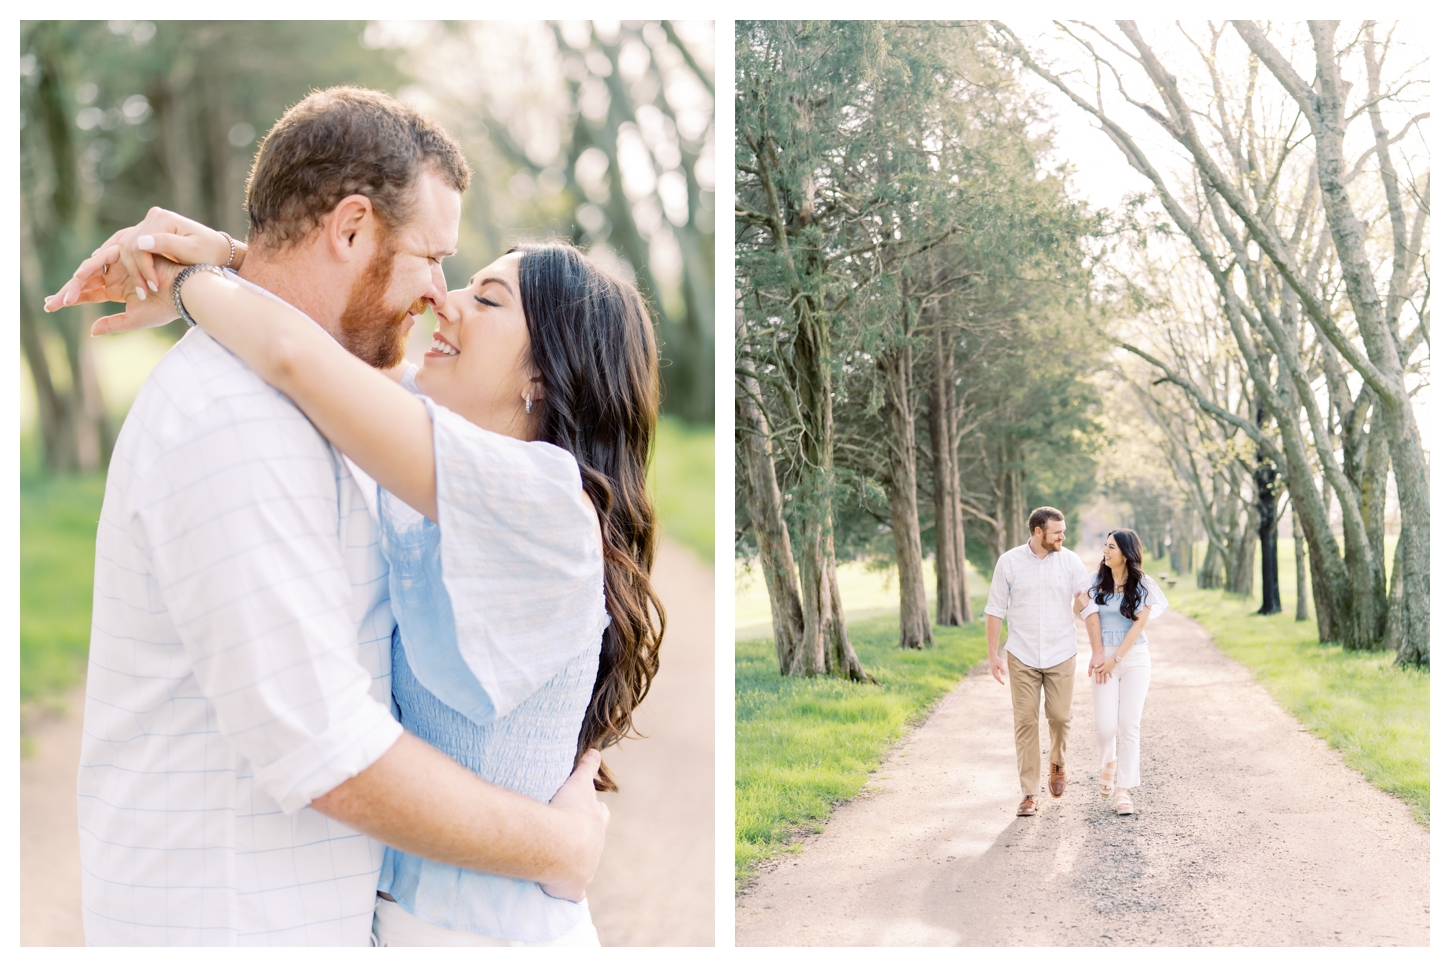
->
xmin=1007 ymin=651 xmax=1076 ymax=797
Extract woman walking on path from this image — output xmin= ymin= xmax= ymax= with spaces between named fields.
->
xmin=1075 ymin=529 xmax=1167 ymax=816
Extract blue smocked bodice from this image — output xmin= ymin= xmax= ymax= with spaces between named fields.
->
xmin=378 ymin=624 xmax=601 ymax=941
xmin=1093 ymin=575 xmax=1167 ymax=649
xmin=1096 ymin=593 xmax=1141 ymax=648
xmin=375 ymin=370 xmax=609 ymax=942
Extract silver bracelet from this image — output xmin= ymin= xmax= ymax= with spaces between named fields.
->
xmin=218 ymin=230 xmax=238 ymax=268
xmin=172 ymin=264 xmax=227 ymax=327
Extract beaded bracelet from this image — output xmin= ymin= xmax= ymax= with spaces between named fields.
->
xmin=218 ymin=230 xmax=238 ymax=268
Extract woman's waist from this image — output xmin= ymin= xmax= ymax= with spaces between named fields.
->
xmin=379 ymin=852 xmax=588 ymax=942
xmin=1100 ymin=629 xmax=1148 ymax=648
xmin=395 ymin=696 xmax=584 ymax=801
xmin=392 ymin=648 xmax=593 ymax=802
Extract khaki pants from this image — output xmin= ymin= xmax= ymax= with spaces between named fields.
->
xmin=1007 ymin=651 xmax=1076 ymax=797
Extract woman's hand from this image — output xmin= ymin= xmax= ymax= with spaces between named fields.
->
xmin=1093 ymin=653 xmax=1117 ymax=685
xmin=44 ymin=207 xmax=243 ymax=314
xmin=1073 ymin=590 xmax=1091 ymax=616
xmin=88 ymin=256 xmax=187 ymax=335
xmin=539 ymin=749 xmax=611 ymax=902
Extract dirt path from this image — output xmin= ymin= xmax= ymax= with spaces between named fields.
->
xmin=19 ymin=695 xmax=86 ymax=946
xmin=736 ymin=610 xmax=1429 ymax=946
xmin=19 ymin=538 xmax=713 ymax=947
xmin=590 ymin=538 xmax=714 ymax=945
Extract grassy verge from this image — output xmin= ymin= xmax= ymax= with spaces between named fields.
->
xmin=735 ymin=602 xmax=987 ymax=889
xmin=21 ymin=471 xmax=107 ymax=702
xmin=650 ymin=415 xmax=714 ymax=562
xmin=1170 ymin=579 xmax=1429 ymax=826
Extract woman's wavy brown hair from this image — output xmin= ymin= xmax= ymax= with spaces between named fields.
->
xmin=513 ymin=241 xmax=665 ymax=792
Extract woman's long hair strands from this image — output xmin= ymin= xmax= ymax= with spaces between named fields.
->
xmin=515 ymin=242 xmax=665 ymax=792
xmin=1095 ymin=528 xmax=1148 ymax=620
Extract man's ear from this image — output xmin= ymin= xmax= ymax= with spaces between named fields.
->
xmin=322 ymin=194 xmax=376 ymax=263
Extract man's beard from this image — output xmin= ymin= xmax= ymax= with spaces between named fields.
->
xmin=337 ymin=237 xmax=415 ymax=369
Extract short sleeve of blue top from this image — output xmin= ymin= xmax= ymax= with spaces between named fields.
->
xmin=376 ymin=368 xmax=609 ymax=942
xmin=1092 ymin=574 xmax=1169 ymax=649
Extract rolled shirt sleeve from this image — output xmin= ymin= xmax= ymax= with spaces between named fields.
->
xmin=1075 ymin=555 xmax=1100 ymax=617
xmin=136 ymin=397 xmax=402 ymax=815
xmin=984 ymin=553 xmax=1011 ymax=619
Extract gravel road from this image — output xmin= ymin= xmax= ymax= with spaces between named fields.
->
xmin=19 ymin=538 xmax=714 ymax=947
xmin=736 ymin=609 xmax=1429 ymax=946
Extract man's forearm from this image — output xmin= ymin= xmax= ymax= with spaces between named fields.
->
xmin=311 ymin=732 xmax=597 ymax=889
xmin=1086 ymin=612 xmax=1103 ymax=652
xmin=985 ymin=615 xmax=1002 ymax=655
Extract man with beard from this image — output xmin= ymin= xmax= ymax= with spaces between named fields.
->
xmin=984 ymin=507 xmax=1102 ymax=817
xmin=54 ymin=88 xmax=609 ymax=945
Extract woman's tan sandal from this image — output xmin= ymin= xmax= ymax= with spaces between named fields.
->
xmin=1099 ymin=762 xmax=1116 ymax=798
xmin=1114 ymin=788 xmax=1135 ymax=815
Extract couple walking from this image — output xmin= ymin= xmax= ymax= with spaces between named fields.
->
xmin=983 ymin=508 xmax=1168 ymax=818
xmin=44 ymin=87 xmax=666 ymax=946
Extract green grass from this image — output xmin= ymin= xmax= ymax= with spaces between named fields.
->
xmin=650 ymin=415 xmax=714 ymax=562
xmin=735 ymin=601 xmax=987 ymax=888
xmin=1170 ymin=577 xmax=1429 ymax=826
xmin=20 ymin=471 xmax=107 ymax=701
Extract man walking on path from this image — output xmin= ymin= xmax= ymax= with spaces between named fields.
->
xmin=984 ymin=507 xmax=1100 ymax=817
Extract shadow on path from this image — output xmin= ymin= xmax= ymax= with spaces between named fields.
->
xmin=736 ymin=610 xmax=1428 ymax=946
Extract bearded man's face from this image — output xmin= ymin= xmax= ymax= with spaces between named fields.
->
xmin=337 ymin=235 xmax=420 ymax=370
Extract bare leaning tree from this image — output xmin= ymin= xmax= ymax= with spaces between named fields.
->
xmin=996 ymin=20 xmax=1429 ymax=666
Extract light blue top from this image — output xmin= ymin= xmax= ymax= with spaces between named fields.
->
xmin=375 ymin=369 xmax=609 ymax=942
xmin=1093 ymin=575 xmax=1169 ymax=649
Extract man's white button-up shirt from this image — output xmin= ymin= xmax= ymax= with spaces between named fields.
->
xmin=983 ymin=542 xmax=1097 ymax=669
xmin=78 ymin=328 xmax=403 ymax=946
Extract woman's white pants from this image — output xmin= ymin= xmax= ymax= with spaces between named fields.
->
xmin=371 ymin=896 xmax=601 ymax=947
xmin=1093 ymin=644 xmax=1151 ymax=788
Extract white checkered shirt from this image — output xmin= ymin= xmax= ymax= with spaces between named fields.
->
xmin=78 ymin=328 xmax=403 ymax=945
xmin=984 ymin=543 xmax=1098 ymax=669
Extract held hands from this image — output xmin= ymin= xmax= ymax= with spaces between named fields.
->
xmin=539 ymin=749 xmax=611 ymax=902
xmin=1089 ymin=652 xmax=1116 ymax=685
xmin=43 ymin=207 xmax=240 ymax=335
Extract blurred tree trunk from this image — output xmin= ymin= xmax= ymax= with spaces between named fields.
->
xmin=1293 ymin=507 xmax=1309 ymax=622
xmin=926 ymin=324 xmax=973 ymax=626
xmin=737 ymin=327 xmax=806 ymax=674
xmin=1253 ymin=405 xmax=1281 ymax=615
xmin=1229 ymin=516 xmax=1256 ymax=596
xmin=22 ymin=23 xmax=113 ymax=473
xmin=879 ymin=339 xmax=933 ymax=649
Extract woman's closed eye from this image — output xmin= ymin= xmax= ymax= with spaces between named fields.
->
xmin=475 ymin=295 xmax=501 ymax=308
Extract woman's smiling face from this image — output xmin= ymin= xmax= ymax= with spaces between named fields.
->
xmin=1103 ymin=535 xmax=1125 ymax=570
xmin=414 ymin=252 xmax=538 ymax=439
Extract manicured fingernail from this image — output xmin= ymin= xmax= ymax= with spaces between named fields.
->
xmin=148 ymin=279 xmax=158 ymax=292
xmin=136 ymin=286 xmax=147 ymax=301
xmin=137 ymin=235 xmax=155 ymax=251
xmin=64 ymin=290 xmax=76 ymax=306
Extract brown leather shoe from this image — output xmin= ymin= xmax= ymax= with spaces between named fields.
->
xmin=1048 ymin=763 xmax=1067 ymax=798
xmin=1016 ymin=795 xmax=1038 ymax=816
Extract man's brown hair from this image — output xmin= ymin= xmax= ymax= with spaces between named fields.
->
xmin=245 ymin=86 xmax=471 ymax=249
xmin=1028 ymin=506 xmax=1065 ymax=535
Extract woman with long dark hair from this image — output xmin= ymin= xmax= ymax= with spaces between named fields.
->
xmin=55 ymin=219 xmax=663 ymax=945
xmin=1082 ymin=529 xmax=1167 ymax=815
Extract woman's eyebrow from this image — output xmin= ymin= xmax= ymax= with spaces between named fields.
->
xmin=473 ymin=275 xmax=515 ymax=295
